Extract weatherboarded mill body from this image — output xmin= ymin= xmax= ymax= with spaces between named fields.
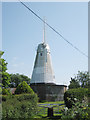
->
xmin=30 ymin=23 xmax=67 ymax=101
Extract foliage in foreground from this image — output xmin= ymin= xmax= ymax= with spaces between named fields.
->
xmin=61 ymin=100 xmax=89 ymax=120
xmin=64 ymin=88 xmax=88 ymax=108
xmin=62 ymin=87 xmax=89 ymax=120
xmin=2 ymin=88 xmax=11 ymax=95
xmin=0 ymin=51 xmax=11 ymax=88
xmin=2 ymin=93 xmax=38 ymax=119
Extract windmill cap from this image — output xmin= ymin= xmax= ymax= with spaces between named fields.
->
xmin=37 ymin=43 xmax=50 ymax=53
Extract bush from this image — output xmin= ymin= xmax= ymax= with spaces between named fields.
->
xmin=2 ymin=95 xmax=13 ymax=102
xmin=64 ymin=88 xmax=88 ymax=108
xmin=61 ymin=102 xmax=89 ymax=120
xmin=2 ymin=93 xmax=38 ymax=118
xmin=2 ymin=88 xmax=11 ymax=95
xmin=15 ymin=81 xmax=34 ymax=94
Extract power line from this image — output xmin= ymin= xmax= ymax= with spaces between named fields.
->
xmin=19 ymin=0 xmax=88 ymax=58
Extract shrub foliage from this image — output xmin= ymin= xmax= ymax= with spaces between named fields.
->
xmin=2 ymin=88 xmax=11 ymax=95
xmin=15 ymin=81 xmax=34 ymax=94
xmin=61 ymin=101 xmax=89 ymax=120
xmin=2 ymin=93 xmax=38 ymax=119
xmin=64 ymin=88 xmax=88 ymax=108
xmin=63 ymin=88 xmax=89 ymax=120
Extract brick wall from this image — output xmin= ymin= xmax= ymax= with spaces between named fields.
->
xmin=31 ymin=83 xmax=67 ymax=102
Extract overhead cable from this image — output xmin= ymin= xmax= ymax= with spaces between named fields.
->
xmin=19 ymin=0 xmax=88 ymax=58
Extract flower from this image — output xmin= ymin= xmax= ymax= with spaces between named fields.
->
xmin=74 ymin=98 xmax=77 ymax=101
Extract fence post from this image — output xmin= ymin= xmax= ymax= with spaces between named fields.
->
xmin=48 ymin=107 xmax=53 ymax=117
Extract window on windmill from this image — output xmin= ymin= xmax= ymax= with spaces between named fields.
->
xmin=40 ymin=53 xmax=42 ymax=56
xmin=53 ymin=76 xmax=55 ymax=79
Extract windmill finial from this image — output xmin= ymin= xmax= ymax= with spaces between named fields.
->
xmin=43 ymin=17 xmax=46 ymax=43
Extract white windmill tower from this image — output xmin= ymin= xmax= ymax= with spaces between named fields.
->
xmin=30 ymin=20 xmax=56 ymax=85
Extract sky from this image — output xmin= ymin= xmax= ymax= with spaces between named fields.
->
xmin=2 ymin=1 xmax=88 ymax=86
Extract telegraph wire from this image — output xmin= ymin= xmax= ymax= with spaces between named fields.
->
xmin=19 ymin=0 xmax=88 ymax=58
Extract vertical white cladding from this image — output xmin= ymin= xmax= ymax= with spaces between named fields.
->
xmin=31 ymin=43 xmax=55 ymax=84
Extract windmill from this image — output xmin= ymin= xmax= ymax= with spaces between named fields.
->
xmin=30 ymin=20 xmax=55 ymax=85
xmin=30 ymin=20 xmax=67 ymax=101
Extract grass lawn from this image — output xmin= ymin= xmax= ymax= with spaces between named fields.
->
xmin=34 ymin=101 xmax=65 ymax=118
xmin=38 ymin=101 xmax=64 ymax=104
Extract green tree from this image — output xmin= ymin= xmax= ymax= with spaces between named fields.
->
xmin=0 ymin=51 xmax=10 ymax=88
xmin=9 ymin=73 xmax=22 ymax=87
xmin=15 ymin=81 xmax=33 ymax=94
xmin=20 ymin=74 xmax=30 ymax=85
xmin=9 ymin=73 xmax=30 ymax=88
xmin=68 ymin=77 xmax=80 ymax=89
xmin=2 ymin=88 xmax=11 ymax=95
xmin=77 ymin=71 xmax=89 ymax=88
xmin=68 ymin=71 xmax=89 ymax=89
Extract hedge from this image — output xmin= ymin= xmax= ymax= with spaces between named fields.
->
xmin=2 ymin=93 xmax=38 ymax=119
xmin=15 ymin=81 xmax=34 ymax=94
xmin=64 ymin=88 xmax=88 ymax=108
